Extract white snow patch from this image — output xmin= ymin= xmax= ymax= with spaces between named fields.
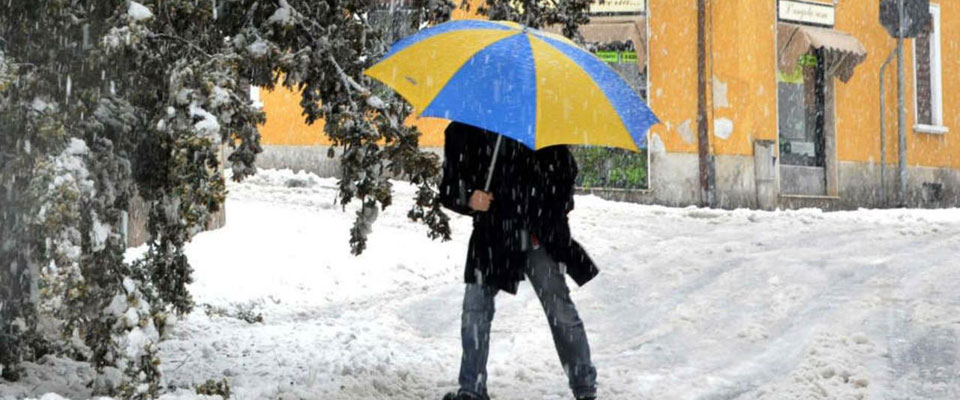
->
xmin=676 ymin=119 xmax=694 ymax=144
xmin=128 ymin=2 xmax=154 ymax=21
xmin=365 ymin=95 xmax=386 ymax=109
xmin=268 ymin=1 xmax=294 ymax=26
xmin=714 ymin=117 xmax=734 ymax=140
xmin=713 ymin=76 xmax=730 ymax=108
xmin=124 ymin=307 xmax=139 ymax=327
xmin=64 ymin=138 xmax=87 ymax=156
xmin=209 ymin=86 xmax=231 ymax=108
xmin=175 ymin=88 xmax=193 ymax=105
xmin=121 ymin=322 xmax=159 ymax=360
xmin=649 ymin=132 xmax=666 ymax=154
xmin=246 ymin=37 xmax=269 ymax=58
xmin=122 ymin=277 xmax=137 ymax=294
xmin=48 ymin=138 xmax=94 ymax=198
xmin=267 ymin=7 xmax=291 ymax=25
xmin=90 ymin=215 xmax=111 ymax=252
xmin=102 ymin=27 xmax=132 ymax=49
xmin=30 ymin=97 xmax=56 ymax=113
xmin=106 ymin=294 xmax=127 ymax=317
xmin=189 ymin=103 xmax=221 ymax=141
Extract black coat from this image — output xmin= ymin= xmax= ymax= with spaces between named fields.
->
xmin=439 ymin=122 xmax=599 ymax=294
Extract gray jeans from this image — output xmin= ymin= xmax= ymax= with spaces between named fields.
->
xmin=458 ymin=247 xmax=597 ymax=399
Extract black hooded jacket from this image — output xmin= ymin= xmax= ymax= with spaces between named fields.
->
xmin=439 ymin=122 xmax=599 ymax=294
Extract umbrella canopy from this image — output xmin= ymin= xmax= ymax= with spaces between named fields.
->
xmin=364 ymin=20 xmax=659 ymax=152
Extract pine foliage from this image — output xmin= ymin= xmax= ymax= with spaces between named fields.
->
xmin=0 ymin=0 xmax=588 ymax=396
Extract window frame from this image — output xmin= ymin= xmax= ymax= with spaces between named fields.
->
xmin=913 ymin=3 xmax=947 ymax=134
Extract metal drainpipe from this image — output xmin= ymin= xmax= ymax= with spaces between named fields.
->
xmin=880 ymin=48 xmax=897 ymax=207
xmin=697 ymin=0 xmax=715 ymax=207
xmin=897 ymin=0 xmax=907 ymax=207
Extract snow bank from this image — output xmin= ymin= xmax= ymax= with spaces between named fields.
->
xmin=6 ymin=168 xmax=958 ymax=400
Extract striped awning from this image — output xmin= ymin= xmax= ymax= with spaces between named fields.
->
xmin=777 ymin=23 xmax=867 ymax=83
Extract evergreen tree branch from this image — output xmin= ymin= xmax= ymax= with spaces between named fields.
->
xmin=147 ymin=33 xmax=212 ymax=58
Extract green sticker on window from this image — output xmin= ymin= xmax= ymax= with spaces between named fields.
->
xmin=621 ymin=51 xmax=637 ymax=62
xmin=777 ymin=68 xmax=804 ymax=84
xmin=596 ymin=51 xmax=619 ymax=63
xmin=799 ymin=54 xmax=818 ymax=68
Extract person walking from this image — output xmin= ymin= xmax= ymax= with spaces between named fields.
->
xmin=439 ymin=121 xmax=600 ymax=400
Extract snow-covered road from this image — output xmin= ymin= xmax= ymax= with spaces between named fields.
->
xmin=8 ymin=168 xmax=960 ymax=400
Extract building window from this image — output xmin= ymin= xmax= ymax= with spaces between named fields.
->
xmin=571 ymin=12 xmax=650 ymax=190
xmin=914 ymin=3 xmax=945 ymax=131
xmin=574 ymin=19 xmax=650 ymax=191
xmin=778 ymin=51 xmax=827 ymax=167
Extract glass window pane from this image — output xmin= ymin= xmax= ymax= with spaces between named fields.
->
xmin=574 ymin=42 xmax=649 ymax=190
xmin=916 ymin=23 xmax=933 ymax=125
xmin=778 ymin=53 xmax=824 ymax=167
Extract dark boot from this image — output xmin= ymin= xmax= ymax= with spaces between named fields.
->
xmin=442 ymin=390 xmax=487 ymax=400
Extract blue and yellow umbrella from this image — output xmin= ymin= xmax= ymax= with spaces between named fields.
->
xmin=365 ymin=20 xmax=659 ymax=152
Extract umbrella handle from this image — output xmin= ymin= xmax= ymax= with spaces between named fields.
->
xmin=483 ymin=134 xmax=503 ymax=192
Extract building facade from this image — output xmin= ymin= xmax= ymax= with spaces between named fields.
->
xmin=256 ymin=0 xmax=960 ymax=210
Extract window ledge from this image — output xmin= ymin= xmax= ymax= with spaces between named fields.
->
xmin=914 ymin=124 xmax=949 ymax=135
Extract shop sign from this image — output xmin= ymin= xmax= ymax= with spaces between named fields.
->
xmin=590 ymin=0 xmax=645 ymax=15
xmin=778 ymin=0 xmax=835 ymax=26
xmin=596 ymin=51 xmax=619 ymax=63
xmin=594 ymin=51 xmax=638 ymax=64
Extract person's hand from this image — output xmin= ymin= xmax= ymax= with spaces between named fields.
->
xmin=469 ymin=190 xmax=493 ymax=212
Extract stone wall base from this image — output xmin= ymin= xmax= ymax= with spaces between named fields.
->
xmin=256 ymin=145 xmax=960 ymax=211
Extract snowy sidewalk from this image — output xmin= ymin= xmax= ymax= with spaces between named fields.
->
xmin=7 ymin=168 xmax=960 ymax=400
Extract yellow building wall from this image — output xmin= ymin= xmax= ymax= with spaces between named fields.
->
xmin=258 ymin=84 xmax=325 ymax=145
xmin=709 ymin=0 xmax=777 ymax=156
xmin=647 ymin=0 xmax=698 ymax=154
xmin=646 ymin=0 xmax=780 ymax=156
xmin=259 ymin=1 xmax=959 ymax=169
xmin=832 ymin=0 xmax=887 ymax=165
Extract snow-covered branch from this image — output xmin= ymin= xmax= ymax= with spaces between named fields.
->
xmin=326 ymin=54 xmax=386 ymax=110
xmin=149 ymin=33 xmax=212 ymax=58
